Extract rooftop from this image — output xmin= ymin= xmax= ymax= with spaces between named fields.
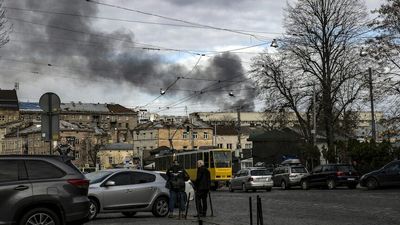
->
xmin=0 ymin=89 xmax=19 ymax=110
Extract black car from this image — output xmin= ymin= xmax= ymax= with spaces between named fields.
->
xmin=360 ymin=160 xmax=400 ymax=190
xmin=0 ymin=155 xmax=90 ymax=225
xmin=300 ymin=164 xmax=359 ymax=190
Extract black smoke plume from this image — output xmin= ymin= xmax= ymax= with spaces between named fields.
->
xmin=4 ymin=0 xmax=255 ymax=111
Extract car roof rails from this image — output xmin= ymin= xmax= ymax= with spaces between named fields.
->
xmin=280 ymin=158 xmax=302 ymax=166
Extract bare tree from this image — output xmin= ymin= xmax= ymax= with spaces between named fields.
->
xmin=252 ymin=0 xmax=368 ymax=163
xmin=0 ymin=0 xmax=10 ymax=48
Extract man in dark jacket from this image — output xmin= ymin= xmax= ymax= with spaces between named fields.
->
xmin=166 ymin=160 xmax=189 ymax=218
xmin=194 ymin=160 xmax=211 ymax=217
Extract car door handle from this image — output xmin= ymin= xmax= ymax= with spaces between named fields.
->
xmin=14 ymin=185 xmax=29 ymax=191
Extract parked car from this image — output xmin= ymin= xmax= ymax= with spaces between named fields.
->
xmin=85 ymin=169 xmax=169 ymax=220
xmin=156 ymin=171 xmax=195 ymax=201
xmin=229 ymin=167 xmax=274 ymax=192
xmin=0 ymin=155 xmax=90 ymax=225
xmin=300 ymin=164 xmax=359 ymax=190
xmin=360 ymin=160 xmax=400 ymax=190
xmin=272 ymin=164 xmax=309 ymax=189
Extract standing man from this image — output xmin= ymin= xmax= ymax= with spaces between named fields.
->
xmin=166 ymin=160 xmax=189 ymax=218
xmin=194 ymin=160 xmax=211 ymax=217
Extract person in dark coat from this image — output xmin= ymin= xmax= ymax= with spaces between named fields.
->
xmin=194 ymin=160 xmax=211 ymax=217
xmin=166 ymin=160 xmax=190 ymax=218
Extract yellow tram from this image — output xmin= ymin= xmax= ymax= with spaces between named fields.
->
xmin=154 ymin=148 xmax=233 ymax=190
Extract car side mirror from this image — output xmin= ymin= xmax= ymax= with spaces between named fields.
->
xmin=105 ymin=180 xmax=116 ymax=187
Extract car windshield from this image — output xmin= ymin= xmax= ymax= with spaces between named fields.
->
xmin=85 ymin=171 xmax=113 ymax=184
xmin=291 ymin=167 xmax=307 ymax=173
xmin=250 ymin=169 xmax=272 ymax=176
xmin=213 ymin=151 xmax=231 ymax=168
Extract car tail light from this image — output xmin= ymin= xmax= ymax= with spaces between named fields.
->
xmin=336 ymin=171 xmax=345 ymax=176
xmin=68 ymin=179 xmax=89 ymax=189
xmin=248 ymin=177 xmax=254 ymax=182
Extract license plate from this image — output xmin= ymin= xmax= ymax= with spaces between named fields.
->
xmin=347 ymin=178 xmax=355 ymax=181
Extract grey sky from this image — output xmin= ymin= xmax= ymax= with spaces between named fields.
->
xmin=0 ymin=0 xmax=384 ymax=115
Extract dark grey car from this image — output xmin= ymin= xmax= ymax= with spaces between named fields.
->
xmin=0 ymin=155 xmax=90 ymax=225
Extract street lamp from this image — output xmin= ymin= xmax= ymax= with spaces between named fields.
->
xmin=270 ymin=39 xmax=279 ymax=48
xmin=360 ymin=47 xmax=377 ymax=141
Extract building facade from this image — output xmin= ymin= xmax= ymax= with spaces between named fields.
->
xmin=133 ymin=121 xmax=214 ymax=159
xmin=0 ymin=90 xmax=20 ymax=126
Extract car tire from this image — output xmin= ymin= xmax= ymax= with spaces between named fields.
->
xmin=266 ymin=187 xmax=272 ymax=192
xmin=122 ymin=212 xmax=137 ymax=217
xmin=20 ymin=207 xmax=60 ymax=225
xmin=327 ymin=179 xmax=336 ymax=190
xmin=152 ymin=196 xmax=169 ymax=217
xmin=242 ymin=183 xmax=248 ymax=192
xmin=281 ymin=180 xmax=287 ymax=190
xmin=88 ymin=198 xmax=99 ymax=220
xmin=366 ymin=178 xmax=378 ymax=190
xmin=252 ymin=189 xmax=256 ymax=192
xmin=301 ymin=180 xmax=309 ymax=190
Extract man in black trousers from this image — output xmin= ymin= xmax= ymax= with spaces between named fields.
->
xmin=194 ymin=160 xmax=211 ymax=217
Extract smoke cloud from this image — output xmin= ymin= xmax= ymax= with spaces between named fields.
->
xmin=4 ymin=0 xmax=255 ymax=111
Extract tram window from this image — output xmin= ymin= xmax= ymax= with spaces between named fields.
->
xmin=184 ymin=155 xmax=191 ymax=168
xmin=190 ymin=153 xmax=197 ymax=169
xmin=177 ymin=155 xmax=184 ymax=167
xmin=197 ymin=153 xmax=203 ymax=162
xmin=210 ymin=152 xmax=215 ymax=168
xmin=204 ymin=152 xmax=209 ymax=168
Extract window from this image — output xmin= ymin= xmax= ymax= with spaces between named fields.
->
xmin=190 ymin=153 xmax=197 ymax=169
xmin=204 ymin=152 xmax=209 ymax=168
xmin=245 ymin=143 xmax=252 ymax=149
xmin=0 ymin=160 xmax=19 ymax=182
xmin=217 ymin=144 xmax=223 ymax=148
xmin=313 ymin=166 xmax=322 ymax=173
xmin=25 ymin=160 xmax=65 ymax=180
xmin=0 ymin=115 xmax=5 ymax=121
xmin=226 ymin=143 xmax=233 ymax=149
xmin=108 ymin=172 xmax=131 ymax=186
xmin=184 ymin=154 xmax=191 ymax=168
xmin=192 ymin=132 xmax=198 ymax=139
xmin=386 ymin=163 xmax=400 ymax=173
xmin=183 ymin=132 xmax=188 ymax=139
xmin=183 ymin=146 xmax=188 ymax=150
xmin=204 ymin=132 xmax=209 ymax=139
xmin=132 ymin=172 xmax=156 ymax=184
xmin=109 ymin=157 xmax=113 ymax=164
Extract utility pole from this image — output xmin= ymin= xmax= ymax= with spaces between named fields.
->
xmin=312 ymin=83 xmax=317 ymax=169
xmin=236 ymin=107 xmax=242 ymax=158
xmin=368 ymin=67 xmax=377 ymax=141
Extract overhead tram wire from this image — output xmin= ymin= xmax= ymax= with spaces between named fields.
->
xmin=86 ymin=0 xmax=270 ymax=42
xmin=154 ymin=73 xmax=249 ymax=113
xmin=7 ymin=17 xmax=203 ymax=56
xmin=140 ymin=55 xmax=203 ymax=108
xmin=4 ymin=6 xmax=284 ymax=36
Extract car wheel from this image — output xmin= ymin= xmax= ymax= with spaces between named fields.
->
xmin=301 ymin=180 xmax=309 ymax=190
xmin=122 ymin=212 xmax=137 ymax=217
xmin=327 ymin=179 xmax=336 ymax=190
xmin=152 ymin=196 xmax=169 ymax=217
xmin=252 ymin=189 xmax=256 ymax=192
xmin=266 ymin=187 xmax=272 ymax=192
xmin=20 ymin=208 xmax=60 ymax=225
xmin=88 ymin=198 xmax=99 ymax=220
xmin=366 ymin=178 xmax=378 ymax=190
xmin=242 ymin=183 xmax=248 ymax=192
xmin=281 ymin=180 xmax=287 ymax=190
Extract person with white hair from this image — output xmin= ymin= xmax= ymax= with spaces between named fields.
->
xmin=194 ymin=160 xmax=211 ymax=217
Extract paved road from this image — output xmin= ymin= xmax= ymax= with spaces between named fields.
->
xmin=88 ymin=187 xmax=400 ymax=225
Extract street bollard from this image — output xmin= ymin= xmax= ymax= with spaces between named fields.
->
xmin=249 ymin=197 xmax=253 ymax=225
xmin=257 ymin=195 xmax=264 ymax=225
xmin=256 ymin=195 xmax=259 ymax=225
xmin=198 ymin=219 xmax=203 ymax=225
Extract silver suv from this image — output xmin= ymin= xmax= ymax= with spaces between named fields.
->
xmin=272 ymin=164 xmax=309 ymax=189
xmin=86 ymin=169 xmax=169 ymax=220
xmin=229 ymin=167 xmax=274 ymax=192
